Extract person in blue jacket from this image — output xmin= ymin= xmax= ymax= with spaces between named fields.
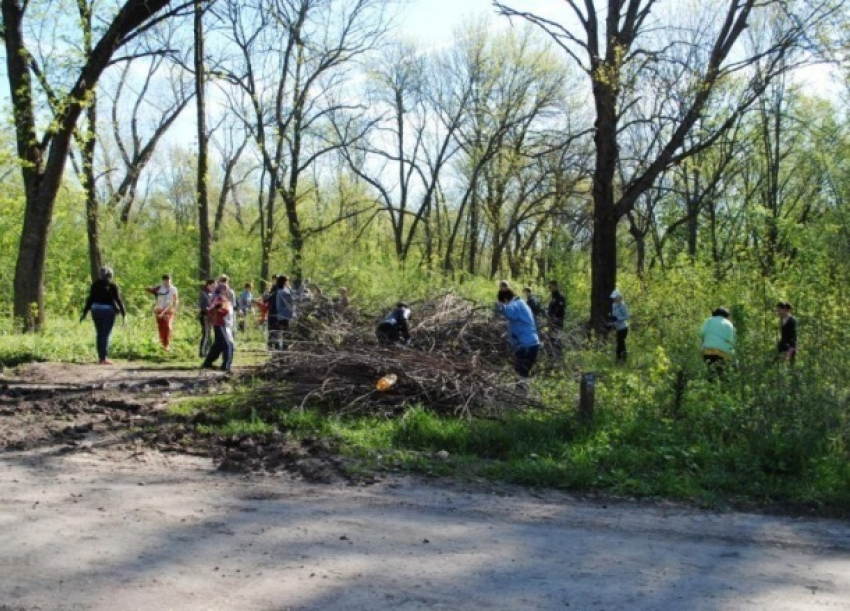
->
xmin=496 ymin=288 xmax=540 ymax=378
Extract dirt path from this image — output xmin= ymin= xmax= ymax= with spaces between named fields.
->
xmin=2 ymin=363 xmax=850 ymax=610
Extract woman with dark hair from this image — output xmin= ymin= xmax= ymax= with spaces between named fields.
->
xmin=776 ymin=302 xmax=797 ymax=364
xmin=80 ymin=267 xmax=126 ymax=365
xmin=700 ymin=306 xmax=736 ymax=378
xmin=264 ymin=275 xmax=294 ymax=350
xmin=496 ymin=287 xmax=540 ymax=379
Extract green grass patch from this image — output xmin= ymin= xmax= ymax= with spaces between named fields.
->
xmin=170 ymin=351 xmax=850 ymax=517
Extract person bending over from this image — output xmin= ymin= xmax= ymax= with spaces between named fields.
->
xmin=496 ymin=288 xmax=540 ymax=379
xmin=376 ymin=302 xmax=412 ymax=346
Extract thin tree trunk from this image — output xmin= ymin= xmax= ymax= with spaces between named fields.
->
xmin=83 ymin=99 xmax=103 ymax=281
xmin=589 ymin=76 xmax=620 ymax=332
xmin=194 ymin=0 xmax=211 ymax=280
xmin=79 ymin=0 xmax=102 ymax=281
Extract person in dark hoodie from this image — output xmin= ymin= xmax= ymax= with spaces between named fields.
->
xmin=547 ymin=280 xmax=566 ymax=330
xmin=80 ymin=267 xmax=126 ymax=365
xmin=263 ymin=275 xmax=295 ymax=351
xmin=523 ymin=286 xmax=545 ymax=320
xmin=776 ymin=301 xmax=797 ymax=364
xmin=376 ymin=302 xmax=412 ymax=346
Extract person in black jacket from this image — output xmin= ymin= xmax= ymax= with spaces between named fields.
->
xmin=80 ymin=267 xmax=126 ymax=365
xmin=376 ymin=302 xmax=412 ymax=346
xmin=776 ymin=301 xmax=797 ymax=364
xmin=523 ymin=287 xmax=545 ymax=320
xmin=547 ymin=280 xmax=566 ymax=330
xmin=263 ymin=275 xmax=285 ymax=351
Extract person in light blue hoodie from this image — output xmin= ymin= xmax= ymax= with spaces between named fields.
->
xmin=496 ymin=288 xmax=540 ymax=378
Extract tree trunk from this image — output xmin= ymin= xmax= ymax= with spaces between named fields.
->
xmin=590 ymin=206 xmax=618 ymax=333
xmin=4 ymin=0 xmax=174 ymax=330
xmin=194 ymin=0 xmax=211 ymax=280
xmin=83 ymin=99 xmax=103 ymax=282
xmin=14 ymin=190 xmax=53 ymax=330
xmin=589 ymin=73 xmax=620 ymax=332
xmin=284 ymin=193 xmax=305 ymax=282
xmin=79 ymin=0 xmax=102 ymax=282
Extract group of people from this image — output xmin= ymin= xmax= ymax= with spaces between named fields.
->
xmin=80 ymin=268 xmax=348 ymax=372
xmin=81 ymin=267 xmax=797 ymax=382
xmin=494 ymin=282 xmax=631 ymax=379
xmin=371 ymin=281 xmax=571 ymax=382
xmin=700 ymin=301 xmax=797 ymax=377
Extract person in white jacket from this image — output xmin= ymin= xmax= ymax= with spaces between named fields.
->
xmin=609 ymin=289 xmax=630 ymax=362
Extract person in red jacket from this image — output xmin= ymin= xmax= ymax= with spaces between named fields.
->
xmin=201 ymin=289 xmax=234 ymax=372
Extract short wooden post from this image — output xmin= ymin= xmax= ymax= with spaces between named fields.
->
xmin=579 ymin=372 xmax=596 ymax=425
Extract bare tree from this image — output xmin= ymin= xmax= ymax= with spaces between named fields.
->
xmin=212 ymin=0 xmax=391 ymax=280
xmin=495 ymin=0 xmax=839 ymax=329
xmin=2 ymin=0 xmax=193 ymax=329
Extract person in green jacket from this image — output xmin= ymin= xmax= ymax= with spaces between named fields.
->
xmin=701 ymin=307 xmax=736 ymax=377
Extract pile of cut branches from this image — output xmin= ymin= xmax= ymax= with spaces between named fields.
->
xmin=253 ymin=342 xmax=543 ymax=418
xmin=248 ymin=293 xmax=567 ymax=416
xmin=287 ymin=292 xmax=513 ymax=364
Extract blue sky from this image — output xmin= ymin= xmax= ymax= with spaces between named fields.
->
xmin=399 ymin=0 xmax=498 ymax=44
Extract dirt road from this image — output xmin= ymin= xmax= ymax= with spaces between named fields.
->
xmin=2 ymin=364 xmax=850 ymax=610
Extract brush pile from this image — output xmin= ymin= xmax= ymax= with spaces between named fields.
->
xmin=252 ymin=293 xmax=554 ymax=417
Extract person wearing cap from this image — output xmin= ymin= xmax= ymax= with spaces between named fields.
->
xmin=80 ymin=267 xmax=126 ymax=365
xmin=496 ymin=287 xmax=540 ymax=379
xmin=376 ymin=302 xmax=412 ymax=346
xmin=775 ymin=301 xmax=797 ymax=364
xmin=609 ymin=289 xmax=630 ymax=362
xmin=701 ymin=307 xmax=736 ymax=377
xmin=146 ymin=274 xmax=179 ymax=351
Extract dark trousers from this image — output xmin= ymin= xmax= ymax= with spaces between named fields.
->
xmin=267 ymin=317 xmax=289 ymax=350
xmin=203 ymin=326 xmax=234 ymax=371
xmin=513 ymin=345 xmax=540 ymax=378
xmin=703 ymin=354 xmax=729 ymax=380
xmin=198 ymin=313 xmax=212 ymax=357
xmin=616 ymin=328 xmax=628 ymax=361
xmin=376 ymin=321 xmax=399 ymax=345
xmin=91 ymin=307 xmax=116 ymax=361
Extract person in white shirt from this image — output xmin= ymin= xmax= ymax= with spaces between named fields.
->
xmin=146 ymin=274 xmax=179 ymax=351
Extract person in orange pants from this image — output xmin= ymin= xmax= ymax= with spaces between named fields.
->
xmin=146 ymin=274 xmax=180 ymax=351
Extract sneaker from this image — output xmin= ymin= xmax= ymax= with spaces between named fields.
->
xmin=99 ymin=359 xmax=114 ymax=365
